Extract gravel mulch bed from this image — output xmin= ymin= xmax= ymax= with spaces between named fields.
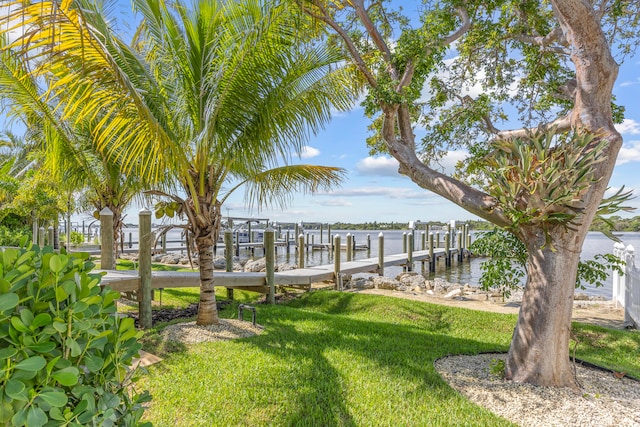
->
xmin=160 ymin=318 xmax=263 ymax=344
xmin=435 ymin=353 xmax=640 ymax=427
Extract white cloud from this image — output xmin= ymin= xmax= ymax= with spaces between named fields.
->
xmin=429 ymin=150 xmax=469 ymax=175
xmin=620 ymin=81 xmax=640 ymax=87
xmin=615 ymin=119 xmax=640 ymax=135
xmin=355 ymin=156 xmax=399 ymax=176
xmin=299 ymin=146 xmax=320 ymax=159
xmin=616 ymin=140 xmax=640 ymax=165
xmin=323 ymin=186 xmax=428 ymax=199
xmin=320 ymin=198 xmax=353 ymax=207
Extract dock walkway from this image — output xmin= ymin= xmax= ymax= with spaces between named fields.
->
xmin=101 ymin=248 xmax=456 ymax=293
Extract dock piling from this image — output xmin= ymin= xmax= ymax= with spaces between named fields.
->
xmin=224 ymin=228 xmax=234 ymax=300
xmin=333 ymin=234 xmax=341 ymax=290
xmin=265 ymin=227 xmax=275 ymax=304
xmin=429 ymin=232 xmax=435 ymax=272
xmin=139 ymin=208 xmax=153 ymax=329
xmin=298 ymin=234 xmax=305 ymax=268
xmin=445 ymin=232 xmax=451 ymax=267
xmin=378 ymin=233 xmax=384 ymax=276
xmin=346 ymin=233 xmax=353 ymax=262
xmin=100 ymin=207 xmax=115 ymax=270
xmin=407 ymin=233 xmax=413 ymax=271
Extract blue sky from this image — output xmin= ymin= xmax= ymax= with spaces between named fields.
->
xmin=223 ymin=59 xmax=640 ymax=224
xmin=4 ymin=1 xmax=640 ymax=225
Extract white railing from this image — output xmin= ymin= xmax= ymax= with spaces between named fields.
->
xmin=612 ymin=243 xmax=639 ymax=328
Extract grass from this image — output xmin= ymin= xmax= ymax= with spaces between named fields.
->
xmin=134 ymin=291 xmax=640 ymax=426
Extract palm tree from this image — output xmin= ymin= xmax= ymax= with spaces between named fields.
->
xmin=0 ymin=34 xmax=144 ymax=259
xmin=1 ymin=0 xmax=356 ymax=325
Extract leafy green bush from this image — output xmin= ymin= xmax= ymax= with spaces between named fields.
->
xmin=60 ymin=231 xmax=84 ymax=246
xmin=471 ymin=228 xmax=625 ymax=298
xmin=0 ymin=243 xmax=150 ymax=426
xmin=0 ymin=225 xmax=31 ymax=247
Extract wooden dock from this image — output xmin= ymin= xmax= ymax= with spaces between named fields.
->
xmin=100 ymin=248 xmax=457 ymax=292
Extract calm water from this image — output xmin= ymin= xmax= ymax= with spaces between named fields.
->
xmin=119 ymin=226 xmax=640 ymax=299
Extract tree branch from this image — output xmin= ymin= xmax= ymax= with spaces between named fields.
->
xmin=351 ymin=0 xmax=393 ymax=64
xmin=497 ymin=115 xmax=572 ymax=140
xmin=299 ymin=1 xmax=378 ymax=88
xmin=444 ymin=7 xmax=471 ymax=46
xmin=511 ymin=27 xmax=571 ymax=54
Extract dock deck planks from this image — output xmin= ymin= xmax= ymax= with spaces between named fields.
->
xmin=100 ymin=248 xmax=458 ymax=291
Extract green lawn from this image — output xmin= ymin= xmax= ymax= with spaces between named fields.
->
xmin=135 ymin=291 xmax=640 ymax=426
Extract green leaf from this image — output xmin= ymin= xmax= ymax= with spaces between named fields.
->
xmin=10 ymin=316 xmax=30 ymax=333
xmin=38 ymin=391 xmax=68 ymax=408
xmin=0 ymin=400 xmax=14 ymax=424
xmin=84 ymin=354 xmax=104 ymax=373
xmin=5 ymin=378 xmax=27 ymax=401
xmin=53 ymin=367 xmax=79 ymax=386
xmin=49 ymin=255 xmax=64 ymax=274
xmin=19 ymin=308 xmax=34 ymax=328
xmin=0 ymin=293 xmax=19 ymax=312
xmin=0 ymin=347 xmax=17 ymax=359
xmin=11 ymin=407 xmax=27 ymax=426
xmin=32 ymin=313 xmax=52 ymax=329
xmin=28 ymin=341 xmax=56 ymax=353
xmin=66 ymin=337 xmax=82 ymax=357
xmin=14 ymin=355 xmax=46 ymax=372
xmin=52 ymin=321 xmax=67 ymax=333
xmin=26 ymin=406 xmax=47 ymax=427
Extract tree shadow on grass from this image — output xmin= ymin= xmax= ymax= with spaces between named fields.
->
xmin=244 ymin=293 xmax=514 ymax=426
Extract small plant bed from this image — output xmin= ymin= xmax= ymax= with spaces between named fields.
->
xmin=124 ymin=301 xmax=233 ymax=328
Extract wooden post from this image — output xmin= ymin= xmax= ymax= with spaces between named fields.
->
xmin=367 ymin=234 xmax=371 ymax=257
xmin=445 ymin=231 xmax=451 ymax=267
xmin=100 ymin=207 xmax=115 ymax=270
xmin=346 ymin=233 xmax=353 ymax=262
xmin=333 ymin=234 xmax=341 ymax=290
xmin=457 ymin=231 xmax=463 ymax=262
xmin=378 ymin=232 xmax=384 ymax=276
xmin=297 ymin=234 xmax=305 ymax=268
xmin=429 ymin=232 xmax=435 ymax=272
xmin=82 ymin=221 xmax=86 ymax=242
xmin=53 ymin=216 xmax=59 ymax=250
xmin=435 ymin=232 xmax=440 ymax=249
xmin=139 ymin=208 xmax=153 ymax=329
xmin=235 ymin=230 xmax=240 ymax=256
xmin=421 ymin=231 xmax=426 ymax=250
xmin=32 ymin=218 xmax=38 ymax=245
xmin=320 ymin=224 xmax=323 ymax=244
xmin=327 ymin=225 xmax=331 ymax=247
xmin=407 ymin=232 xmax=413 ymax=271
xmin=224 ymin=228 xmax=233 ymax=269
xmin=161 ymin=233 xmax=167 ymax=253
xmin=294 ymin=223 xmax=299 ymax=241
xmin=306 ymin=233 xmax=310 ymax=253
xmin=129 ymin=232 xmax=133 ymax=248
xmin=223 ymin=228 xmax=234 ymax=301
xmin=38 ymin=227 xmax=45 ymax=247
xmin=286 ymin=230 xmax=291 ymax=254
xmin=47 ymin=227 xmax=54 ymax=247
xmin=402 ymin=232 xmax=407 ymax=253
xmin=265 ymin=227 xmax=275 ymax=304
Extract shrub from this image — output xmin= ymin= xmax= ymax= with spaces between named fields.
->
xmin=60 ymin=231 xmax=85 ymax=246
xmin=0 ymin=225 xmax=31 ymax=247
xmin=0 ymin=242 xmax=150 ymax=426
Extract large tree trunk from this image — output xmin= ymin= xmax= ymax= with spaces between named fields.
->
xmin=505 ymin=226 xmax=585 ymax=388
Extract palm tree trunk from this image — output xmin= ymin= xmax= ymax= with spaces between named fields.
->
xmin=195 ymin=231 xmax=218 ymax=325
xmin=505 ymin=227 xmax=583 ymax=388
